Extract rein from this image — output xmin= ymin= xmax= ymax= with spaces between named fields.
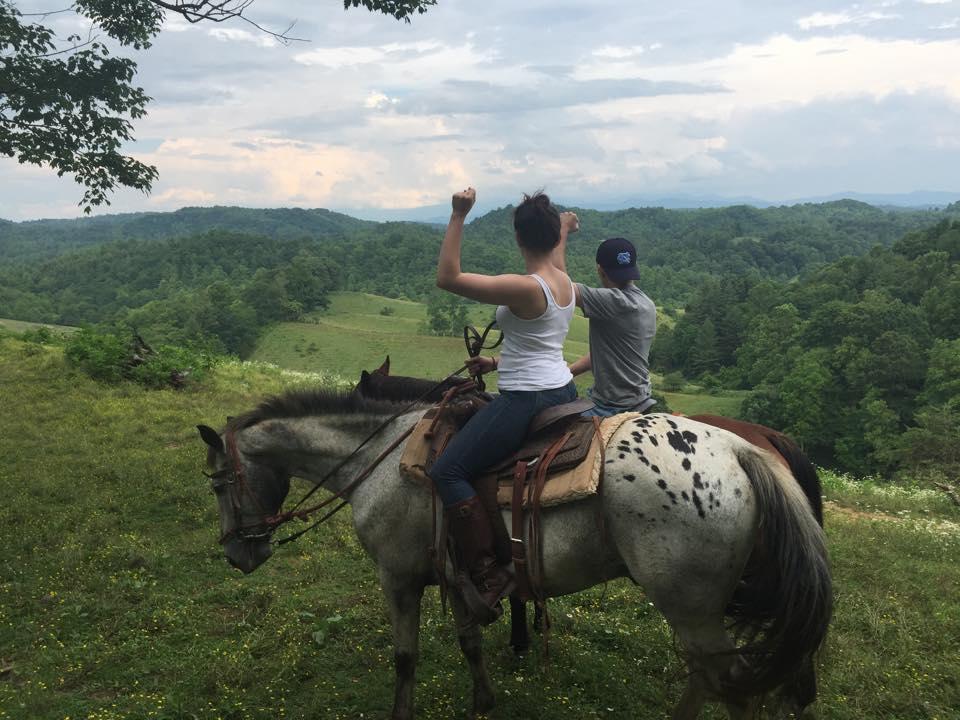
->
xmin=209 ymin=320 xmax=502 ymax=547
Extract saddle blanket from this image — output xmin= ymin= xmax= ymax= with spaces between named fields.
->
xmin=399 ymin=412 xmax=642 ymax=508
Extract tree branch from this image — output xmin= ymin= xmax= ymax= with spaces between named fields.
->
xmin=149 ymin=0 xmax=306 ymax=43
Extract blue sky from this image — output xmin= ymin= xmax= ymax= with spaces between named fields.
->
xmin=4 ymin=0 xmax=960 ymax=220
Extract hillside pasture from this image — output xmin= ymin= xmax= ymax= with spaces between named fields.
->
xmin=252 ymin=292 xmax=705 ymax=409
xmin=0 ymin=317 xmax=77 ymax=335
xmin=0 ymin=338 xmax=957 ymax=719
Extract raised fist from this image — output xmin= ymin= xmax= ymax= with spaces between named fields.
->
xmin=452 ymin=187 xmax=476 ymax=217
xmin=560 ymin=211 xmax=580 ymax=233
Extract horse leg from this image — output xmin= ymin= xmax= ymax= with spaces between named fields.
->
xmin=768 ymin=659 xmax=816 ymax=718
xmin=532 ymin=602 xmax=543 ymax=633
xmin=381 ymin=573 xmax=425 ymax=720
xmin=670 ymin=618 xmax=759 ymax=720
xmin=508 ymin=595 xmax=530 ymax=654
xmin=449 ymin=589 xmax=496 ymax=716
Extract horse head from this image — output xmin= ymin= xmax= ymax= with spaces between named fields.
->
xmin=354 ymin=355 xmax=392 ymax=397
xmin=197 ymin=423 xmax=291 ymax=574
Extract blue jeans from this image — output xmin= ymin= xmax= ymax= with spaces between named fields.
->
xmin=429 ymin=381 xmax=578 ymax=506
xmin=581 ymin=402 xmax=621 ymax=418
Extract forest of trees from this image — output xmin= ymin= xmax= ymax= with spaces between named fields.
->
xmin=656 ymin=219 xmax=960 ymax=478
xmin=0 ymin=231 xmax=338 ymax=354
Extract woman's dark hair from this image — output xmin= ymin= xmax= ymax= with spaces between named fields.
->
xmin=513 ymin=191 xmax=561 ymax=253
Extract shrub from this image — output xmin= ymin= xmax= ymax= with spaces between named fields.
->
xmin=661 ymin=371 xmax=686 ymax=392
xmin=64 ymin=329 xmax=130 ymax=382
xmin=65 ymin=329 xmax=217 ymax=388
xmin=20 ymin=326 xmax=58 ymax=345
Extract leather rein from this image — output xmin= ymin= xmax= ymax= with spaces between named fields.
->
xmin=205 ymin=321 xmax=503 ymax=548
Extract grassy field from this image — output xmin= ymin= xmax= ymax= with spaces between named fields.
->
xmin=252 ymin=292 xmax=744 ymax=415
xmin=1 ymin=336 xmax=957 ymax=720
xmin=0 ymin=318 xmax=77 ymax=335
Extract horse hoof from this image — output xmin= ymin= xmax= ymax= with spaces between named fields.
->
xmin=472 ymin=691 xmax=496 ymax=716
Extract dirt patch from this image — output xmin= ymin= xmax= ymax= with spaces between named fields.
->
xmin=825 ymin=501 xmax=960 ymax=536
xmin=824 ymin=501 xmax=894 ymax=523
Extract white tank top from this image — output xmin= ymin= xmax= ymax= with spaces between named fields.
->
xmin=495 ymin=273 xmax=575 ymax=391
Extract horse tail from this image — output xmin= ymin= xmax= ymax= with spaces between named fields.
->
xmin=724 ymin=446 xmax=832 ymax=699
xmin=766 ymin=432 xmax=824 ymax=527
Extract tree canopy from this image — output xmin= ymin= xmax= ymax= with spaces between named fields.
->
xmin=0 ymin=0 xmax=437 ymax=211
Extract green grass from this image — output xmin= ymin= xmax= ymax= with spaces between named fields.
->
xmin=660 ymin=389 xmax=747 ymax=417
xmin=0 ymin=317 xmax=77 ymax=335
xmin=255 ymin=292 xmax=692 ymax=406
xmin=1 ymin=337 xmax=958 ymax=719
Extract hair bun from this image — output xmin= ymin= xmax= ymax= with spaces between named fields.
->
xmin=513 ymin=190 xmax=561 ymax=253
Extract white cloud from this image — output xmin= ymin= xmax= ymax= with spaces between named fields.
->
xmin=364 ymin=91 xmax=398 ymax=109
xmin=574 ymin=34 xmax=960 ymax=111
xmin=294 ymin=45 xmax=384 ymax=67
xmin=208 ymin=27 xmax=278 ymax=48
xmin=932 ymin=17 xmax=959 ymax=27
xmin=796 ymin=10 xmax=900 ymax=30
xmin=294 ymin=40 xmax=445 ymax=68
xmin=593 ymin=44 xmax=646 ymax=59
xmin=151 ymin=187 xmax=217 ymax=205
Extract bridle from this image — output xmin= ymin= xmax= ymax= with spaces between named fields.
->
xmin=205 ymin=428 xmax=274 ymax=544
xmin=203 ymin=320 xmax=502 ymax=549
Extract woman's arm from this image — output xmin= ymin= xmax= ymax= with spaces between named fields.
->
xmin=436 ymin=187 xmax=540 ymax=307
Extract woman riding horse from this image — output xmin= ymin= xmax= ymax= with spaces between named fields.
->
xmin=430 ymin=187 xmax=578 ymax=625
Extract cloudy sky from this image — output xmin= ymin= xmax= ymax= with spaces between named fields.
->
xmin=4 ymin=0 xmax=960 ymax=220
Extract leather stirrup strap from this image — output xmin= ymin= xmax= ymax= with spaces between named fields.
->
xmin=430 ymin=483 xmax=448 ymax=615
xmin=527 ymin=431 xmax=571 ymax=661
xmin=510 ymin=461 xmax=534 ymax=602
xmin=528 ymin=432 xmax=573 ymax=601
xmin=592 ymin=416 xmax=608 ymax=554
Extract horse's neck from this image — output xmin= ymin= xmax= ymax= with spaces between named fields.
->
xmin=370 ymin=373 xmax=447 ymax=402
xmin=240 ymin=412 xmax=421 ymax=496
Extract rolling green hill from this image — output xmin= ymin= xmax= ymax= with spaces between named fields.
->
xmin=251 ymin=291 xmax=742 ymax=415
xmin=0 ymin=205 xmax=372 ymax=264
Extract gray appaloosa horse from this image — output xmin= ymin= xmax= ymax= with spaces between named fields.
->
xmin=198 ymin=389 xmax=832 ymax=720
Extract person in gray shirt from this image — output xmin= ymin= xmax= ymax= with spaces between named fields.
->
xmin=558 ymin=217 xmax=657 ymax=417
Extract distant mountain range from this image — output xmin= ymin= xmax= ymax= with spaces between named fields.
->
xmin=336 ymin=190 xmax=960 ymax=223
xmin=2 ymin=197 xmax=958 ymax=269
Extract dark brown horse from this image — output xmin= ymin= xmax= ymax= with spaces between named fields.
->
xmin=355 ymin=359 xmax=826 ymax=716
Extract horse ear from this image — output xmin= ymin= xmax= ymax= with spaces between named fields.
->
xmin=197 ymin=425 xmax=224 ymax=453
xmin=376 ymin=356 xmax=390 ymax=375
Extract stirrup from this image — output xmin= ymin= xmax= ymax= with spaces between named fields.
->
xmin=455 ymin=571 xmax=516 ymax=626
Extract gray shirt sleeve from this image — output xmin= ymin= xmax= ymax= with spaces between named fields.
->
xmin=577 ymin=283 xmax=624 ymax=320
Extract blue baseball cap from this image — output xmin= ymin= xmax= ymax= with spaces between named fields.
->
xmin=596 ymin=237 xmax=640 ymax=282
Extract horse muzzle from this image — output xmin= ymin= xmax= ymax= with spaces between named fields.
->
xmin=224 ymin=537 xmax=273 ymax=574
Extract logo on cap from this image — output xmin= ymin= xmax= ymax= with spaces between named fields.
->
xmin=617 ymin=251 xmax=632 ymax=265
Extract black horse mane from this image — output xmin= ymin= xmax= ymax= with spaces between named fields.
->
xmin=227 ymin=388 xmax=421 ymax=431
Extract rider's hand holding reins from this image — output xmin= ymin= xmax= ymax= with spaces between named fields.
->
xmin=465 ymin=356 xmax=497 ymax=377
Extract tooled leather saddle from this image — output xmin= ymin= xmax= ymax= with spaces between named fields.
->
xmin=399 ymin=389 xmax=603 ymax=603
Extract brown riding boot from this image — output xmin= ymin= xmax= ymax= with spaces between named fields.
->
xmin=447 ymin=495 xmax=516 ymax=625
